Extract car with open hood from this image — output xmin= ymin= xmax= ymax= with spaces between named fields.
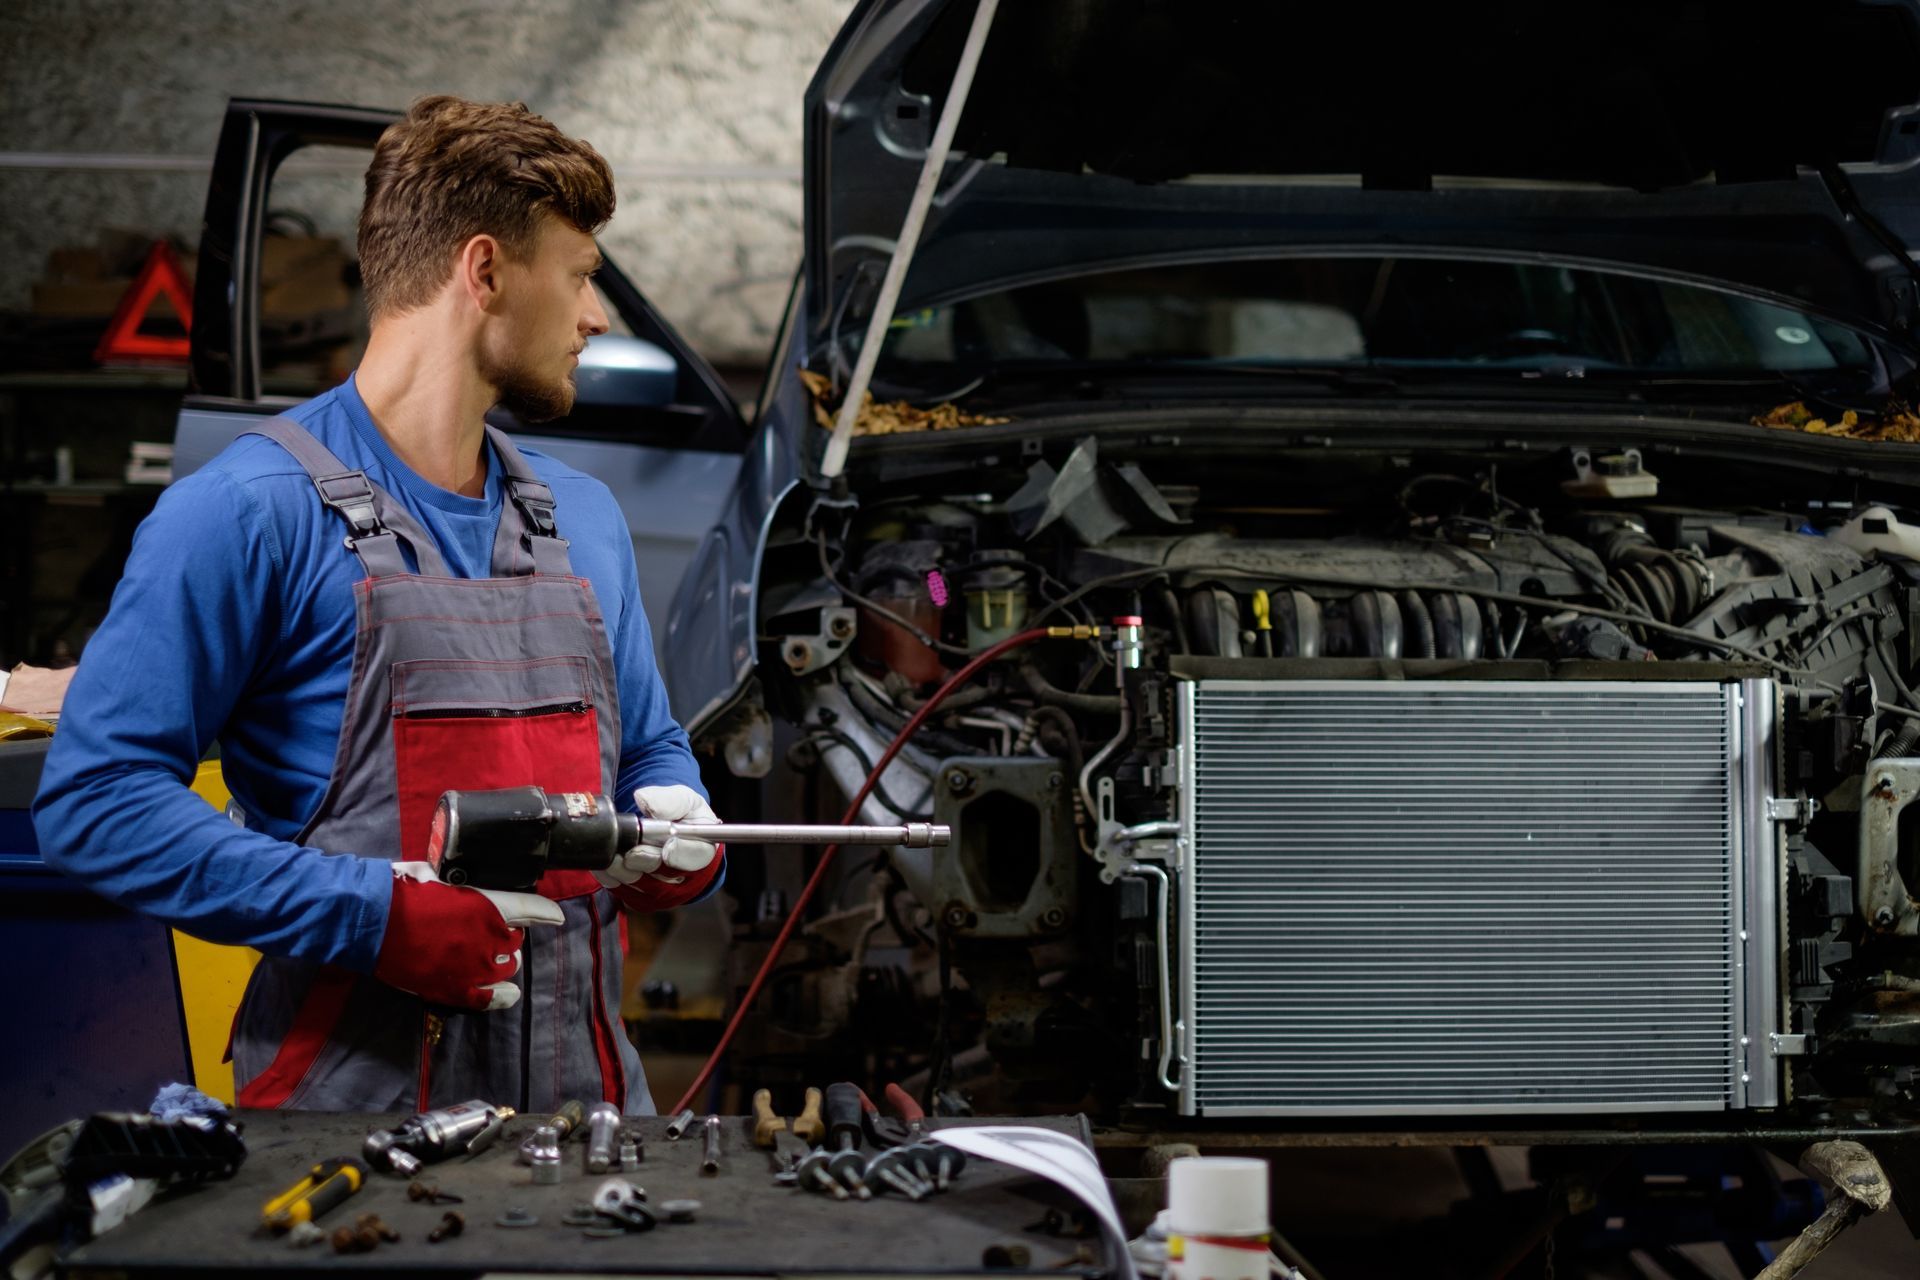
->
xmin=659 ymin=0 xmax=1920 ymax=1169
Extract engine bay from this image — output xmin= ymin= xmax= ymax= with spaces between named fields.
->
xmin=709 ymin=428 xmax=1920 ymax=1130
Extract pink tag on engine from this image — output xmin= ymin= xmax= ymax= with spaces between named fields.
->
xmin=926 ymin=570 xmax=949 ymax=607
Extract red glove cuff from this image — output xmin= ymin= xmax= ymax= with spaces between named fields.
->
xmin=374 ymin=874 xmax=522 ymax=1010
xmin=607 ymin=845 xmax=725 ymax=913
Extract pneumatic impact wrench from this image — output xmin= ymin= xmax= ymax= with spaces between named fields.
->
xmin=427 ymin=785 xmax=950 ymax=892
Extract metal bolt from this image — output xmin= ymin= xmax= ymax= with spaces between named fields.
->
xmin=330 ymin=1226 xmax=361 ymax=1254
xmin=829 ymin=615 xmax=855 ymax=639
xmin=1040 ymin=907 xmax=1068 ymax=929
xmin=943 ymin=904 xmax=972 ymax=930
xmin=427 ymin=1211 xmax=465 ymax=1243
xmin=357 ymin=1214 xmax=400 ymax=1243
xmin=1877 ymin=907 xmax=1897 ymax=928
xmin=946 ymin=769 xmax=972 ymax=794
xmin=586 ymin=1102 xmax=621 ymax=1173
xmin=408 ymin=1180 xmax=463 ymax=1204
xmin=1047 ymin=772 xmax=1063 ymax=789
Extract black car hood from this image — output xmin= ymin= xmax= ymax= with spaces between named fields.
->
xmin=804 ymin=0 xmax=1920 ymax=351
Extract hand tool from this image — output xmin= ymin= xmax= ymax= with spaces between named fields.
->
xmin=701 ymin=1115 xmax=722 ymax=1175
xmin=823 ymin=1083 xmax=874 ymax=1199
xmin=866 ymin=1149 xmax=930 ymax=1201
xmin=796 ymin=1148 xmax=851 ymax=1200
xmin=261 ymin=1157 xmax=367 ymax=1232
xmin=525 ymin=1126 xmax=562 ymax=1185
xmin=853 ymin=1087 xmax=891 ymax=1147
xmin=884 ymin=1083 xmax=927 ymax=1139
xmin=664 ymin=1108 xmax=698 ymax=1140
xmin=517 ymin=1100 xmax=585 ymax=1162
xmin=751 ymin=1089 xmax=811 ymax=1175
xmin=927 ymin=1140 xmax=966 ymax=1191
xmin=429 ymin=784 xmax=949 ymax=890
xmin=363 ymin=1102 xmax=514 ymax=1177
xmin=792 ymin=1086 xmax=826 ymax=1145
xmin=584 ymin=1102 xmax=621 ymax=1174
xmin=426 ymin=1211 xmax=464 ymax=1243
xmin=591 ymin=1178 xmax=656 ymax=1231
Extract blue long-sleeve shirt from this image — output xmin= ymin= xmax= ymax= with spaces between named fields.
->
xmin=33 ymin=375 xmax=710 ymax=972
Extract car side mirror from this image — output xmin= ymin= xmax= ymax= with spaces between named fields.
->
xmin=574 ymin=335 xmax=677 ymax=409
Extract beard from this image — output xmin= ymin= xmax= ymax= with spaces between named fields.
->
xmin=479 ymin=338 xmax=575 ymax=424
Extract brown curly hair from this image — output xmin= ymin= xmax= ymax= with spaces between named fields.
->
xmin=357 ymin=94 xmax=615 ymax=318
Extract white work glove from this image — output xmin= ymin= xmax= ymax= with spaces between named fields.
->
xmin=380 ymin=862 xmax=566 ymax=1011
xmin=592 ymin=785 xmax=721 ymax=888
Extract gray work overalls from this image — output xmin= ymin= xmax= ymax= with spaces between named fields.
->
xmin=228 ymin=417 xmax=649 ymax=1114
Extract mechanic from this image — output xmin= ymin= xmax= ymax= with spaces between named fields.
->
xmin=32 ymin=95 xmax=719 ymax=1113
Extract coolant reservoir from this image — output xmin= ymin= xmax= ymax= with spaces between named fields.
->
xmin=1831 ymin=506 xmax=1920 ymax=563
xmin=961 ymin=556 xmax=1030 ymax=650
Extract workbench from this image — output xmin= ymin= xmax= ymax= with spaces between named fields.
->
xmin=60 ymin=1112 xmax=1114 ymax=1277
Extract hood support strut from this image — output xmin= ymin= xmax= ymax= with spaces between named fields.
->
xmin=820 ymin=0 xmax=1001 ymax=479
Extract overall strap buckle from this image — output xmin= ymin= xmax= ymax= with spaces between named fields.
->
xmin=507 ymin=476 xmax=562 ymax=541
xmin=313 ymin=471 xmax=386 ymax=542
xmin=502 ymin=475 xmax=573 ymax=576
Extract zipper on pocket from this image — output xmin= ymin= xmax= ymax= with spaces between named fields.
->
xmin=396 ymin=700 xmax=590 ymax=720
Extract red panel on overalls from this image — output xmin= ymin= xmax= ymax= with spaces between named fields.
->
xmin=392 ymin=711 xmax=604 ymax=898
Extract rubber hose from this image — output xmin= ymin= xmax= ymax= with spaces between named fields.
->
xmin=1018 ymin=663 xmax=1123 ymax=714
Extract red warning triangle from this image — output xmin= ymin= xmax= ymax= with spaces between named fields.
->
xmin=94 ymin=241 xmax=194 ymax=364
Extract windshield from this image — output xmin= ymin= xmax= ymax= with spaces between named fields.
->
xmin=877 ymin=257 xmax=1878 ymax=384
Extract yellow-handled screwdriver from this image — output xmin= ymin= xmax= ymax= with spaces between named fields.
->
xmin=262 ymin=1157 xmax=367 ymax=1232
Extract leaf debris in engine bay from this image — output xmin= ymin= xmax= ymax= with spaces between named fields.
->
xmin=1754 ymin=400 xmax=1920 ymax=443
xmin=800 ymin=369 xmax=1010 ymax=437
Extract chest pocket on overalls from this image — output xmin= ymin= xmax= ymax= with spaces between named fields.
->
xmin=389 ymin=654 xmax=604 ymax=896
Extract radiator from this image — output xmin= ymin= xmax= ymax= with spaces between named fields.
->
xmin=1174 ymin=679 xmax=1781 ymax=1117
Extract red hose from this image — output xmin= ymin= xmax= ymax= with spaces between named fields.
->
xmin=666 ymin=626 xmax=1068 ymax=1116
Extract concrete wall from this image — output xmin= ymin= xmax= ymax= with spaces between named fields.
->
xmin=0 ymin=0 xmax=857 ymax=368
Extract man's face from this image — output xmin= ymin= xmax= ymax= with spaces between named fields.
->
xmin=478 ymin=215 xmax=610 ymax=423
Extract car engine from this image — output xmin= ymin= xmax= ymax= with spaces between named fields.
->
xmin=709 ymin=432 xmax=1920 ymax=1130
